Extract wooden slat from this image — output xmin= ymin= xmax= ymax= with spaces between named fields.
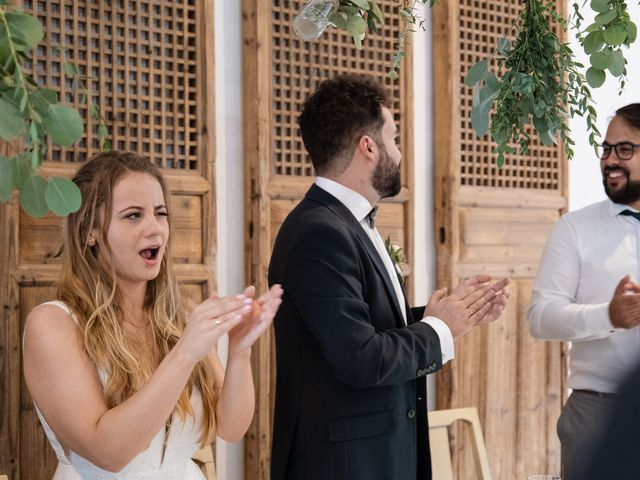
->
xmin=458 ymin=186 xmax=567 ymax=210
xmin=19 ymin=286 xmax=58 ymax=480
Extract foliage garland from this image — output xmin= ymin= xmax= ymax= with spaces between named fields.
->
xmin=0 ymin=1 xmax=108 ymax=217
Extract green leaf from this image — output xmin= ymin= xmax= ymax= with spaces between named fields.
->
xmin=627 ymin=22 xmax=637 ymax=43
xmin=484 ymin=72 xmax=501 ymax=95
xmin=603 ymin=25 xmax=627 ymax=46
xmin=590 ymin=0 xmax=610 ymax=13
xmin=0 ymin=96 xmax=24 ymax=140
xmin=533 ymin=116 xmax=555 ymax=146
xmin=369 ymin=2 xmax=384 ymax=23
xmin=4 ymin=12 xmax=44 ymax=52
xmin=41 ymin=104 xmax=83 ymax=147
xmin=0 ymin=155 xmax=15 ymax=202
xmin=607 ymin=49 xmax=625 ymax=77
xmin=20 ymin=174 xmax=48 ymax=218
xmin=465 ymin=59 xmax=488 ymax=87
xmin=586 ymin=67 xmax=606 ymax=87
xmin=471 ymin=89 xmax=495 ymax=137
xmin=583 ymin=31 xmax=604 ymax=54
xmin=496 ymin=37 xmax=510 ymax=55
xmin=594 ymin=10 xmax=617 ymax=26
xmin=590 ymin=49 xmax=613 ymax=69
xmin=350 ymin=0 xmax=370 ymax=9
xmin=346 ymin=14 xmax=367 ymax=48
xmin=329 ymin=12 xmax=348 ymax=30
xmin=44 ymin=176 xmax=82 ymax=216
xmin=471 ymin=104 xmax=489 ymax=137
xmin=585 ymin=23 xmax=601 ymax=33
xmin=12 ymin=153 xmax=33 ymax=187
xmin=63 ymin=62 xmax=78 ymax=77
xmin=29 ymin=88 xmax=58 ymax=116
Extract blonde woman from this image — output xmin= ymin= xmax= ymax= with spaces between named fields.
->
xmin=23 ymin=151 xmax=282 ymax=479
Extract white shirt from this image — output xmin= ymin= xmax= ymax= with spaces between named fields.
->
xmin=528 ymin=199 xmax=640 ymax=393
xmin=315 ymin=177 xmax=454 ymax=364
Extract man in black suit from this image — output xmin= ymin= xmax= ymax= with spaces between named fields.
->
xmin=268 ymin=74 xmax=510 ymax=480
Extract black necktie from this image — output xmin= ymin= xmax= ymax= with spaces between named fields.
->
xmin=620 ymin=209 xmax=640 ymax=221
xmin=366 ymin=206 xmax=378 ymax=229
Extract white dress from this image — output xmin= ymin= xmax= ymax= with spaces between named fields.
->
xmin=33 ymin=301 xmax=207 ymax=480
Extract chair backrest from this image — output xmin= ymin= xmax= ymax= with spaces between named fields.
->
xmin=192 ymin=444 xmax=216 ymax=480
xmin=428 ymin=407 xmax=492 ymax=480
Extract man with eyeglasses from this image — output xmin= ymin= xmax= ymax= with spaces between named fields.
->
xmin=527 ymin=103 xmax=640 ymax=480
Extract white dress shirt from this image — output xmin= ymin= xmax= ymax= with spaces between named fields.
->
xmin=315 ymin=177 xmax=454 ymax=364
xmin=528 ymin=199 xmax=640 ymax=393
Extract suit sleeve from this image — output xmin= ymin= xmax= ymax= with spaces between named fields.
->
xmin=283 ymin=222 xmax=443 ymax=388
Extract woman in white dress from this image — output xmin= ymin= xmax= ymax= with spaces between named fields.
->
xmin=23 ymin=151 xmax=283 ymax=479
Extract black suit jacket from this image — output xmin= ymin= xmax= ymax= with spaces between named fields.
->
xmin=268 ymin=185 xmax=443 ymax=480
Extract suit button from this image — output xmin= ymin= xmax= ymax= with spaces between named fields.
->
xmin=407 ymin=409 xmax=416 ymax=419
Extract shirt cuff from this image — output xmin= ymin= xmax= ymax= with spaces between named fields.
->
xmin=421 ymin=316 xmax=455 ymax=365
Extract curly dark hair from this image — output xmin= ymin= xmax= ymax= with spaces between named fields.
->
xmin=616 ymin=103 xmax=640 ymax=130
xmin=299 ymin=74 xmax=391 ymax=176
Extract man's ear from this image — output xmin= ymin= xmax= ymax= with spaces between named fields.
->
xmin=357 ymin=135 xmax=377 ymax=162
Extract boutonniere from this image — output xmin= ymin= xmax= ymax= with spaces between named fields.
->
xmin=384 ymin=237 xmax=411 ymax=283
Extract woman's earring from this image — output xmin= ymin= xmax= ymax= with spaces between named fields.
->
xmin=88 ymin=236 xmax=96 ymax=246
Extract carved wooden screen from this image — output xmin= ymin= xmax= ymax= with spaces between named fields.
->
xmin=242 ymin=1 xmax=414 ymax=478
xmin=433 ymin=0 xmax=568 ymax=478
xmin=0 ymin=1 xmax=215 ymax=478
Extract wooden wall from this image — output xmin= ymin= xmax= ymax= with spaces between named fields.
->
xmin=432 ymin=0 xmax=569 ymax=478
xmin=242 ymin=1 xmax=414 ymax=478
xmin=0 ymin=1 xmax=216 ymax=478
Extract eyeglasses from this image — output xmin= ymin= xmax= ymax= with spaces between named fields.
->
xmin=598 ymin=142 xmax=640 ymax=160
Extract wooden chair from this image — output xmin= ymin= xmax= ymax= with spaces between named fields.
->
xmin=428 ymin=407 xmax=492 ymax=480
xmin=192 ymin=445 xmax=216 ymax=480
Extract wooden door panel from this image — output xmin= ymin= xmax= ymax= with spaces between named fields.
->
xmin=0 ymin=1 xmax=216 ymax=477
xmin=243 ymin=1 xmax=415 ymax=477
xmin=433 ymin=3 xmax=568 ymax=475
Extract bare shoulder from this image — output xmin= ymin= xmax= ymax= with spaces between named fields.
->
xmin=25 ymin=302 xmax=80 ymax=339
xmin=23 ymin=303 xmax=84 ymax=368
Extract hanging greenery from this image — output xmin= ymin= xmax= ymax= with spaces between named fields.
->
xmin=0 ymin=2 xmax=108 ymax=217
xmin=465 ymin=0 xmax=601 ymax=167
xmin=573 ymin=0 xmax=637 ymax=90
xmin=314 ymin=0 xmax=636 ymax=167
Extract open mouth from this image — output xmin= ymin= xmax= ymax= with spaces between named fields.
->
xmin=139 ymin=247 xmax=160 ymax=261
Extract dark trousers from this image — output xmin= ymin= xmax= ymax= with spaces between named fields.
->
xmin=557 ymin=390 xmax=617 ymax=480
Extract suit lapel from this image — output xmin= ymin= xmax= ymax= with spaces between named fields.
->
xmin=306 ymin=185 xmax=405 ymax=325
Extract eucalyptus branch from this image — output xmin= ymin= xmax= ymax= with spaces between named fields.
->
xmin=465 ymin=0 xmax=600 ymax=167
xmin=0 ymin=5 xmax=94 ymax=216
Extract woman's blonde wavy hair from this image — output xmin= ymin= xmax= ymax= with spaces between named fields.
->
xmin=57 ymin=151 xmax=217 ymax=445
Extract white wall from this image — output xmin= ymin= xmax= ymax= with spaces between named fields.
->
xmin=214 ymin=1 xmax=245 ymax=479
xmin=568 ymin=3 xmax=640 ymax=211
xmin=411 ymin=5 xmax=438 ymax=409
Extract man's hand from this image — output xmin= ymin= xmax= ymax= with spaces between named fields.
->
xmin=424 ymin=275 xmax=511 ymax=339
xmin=609 ymin=275 xmax=640 ymax=329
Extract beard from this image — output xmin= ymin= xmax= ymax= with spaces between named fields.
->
xmin=603 ymin=166 xmax=640 ymax=204
xmin=371 ymin=144 xmax=401 ymax=199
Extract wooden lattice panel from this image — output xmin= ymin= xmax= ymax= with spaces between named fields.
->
xmin=458 ymin=0 xmax=562 ymax=189
xmin=24 ymin=0 xmax=202 ymax=170
xmin=272 ymin=0 xmax=403 ymax=177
